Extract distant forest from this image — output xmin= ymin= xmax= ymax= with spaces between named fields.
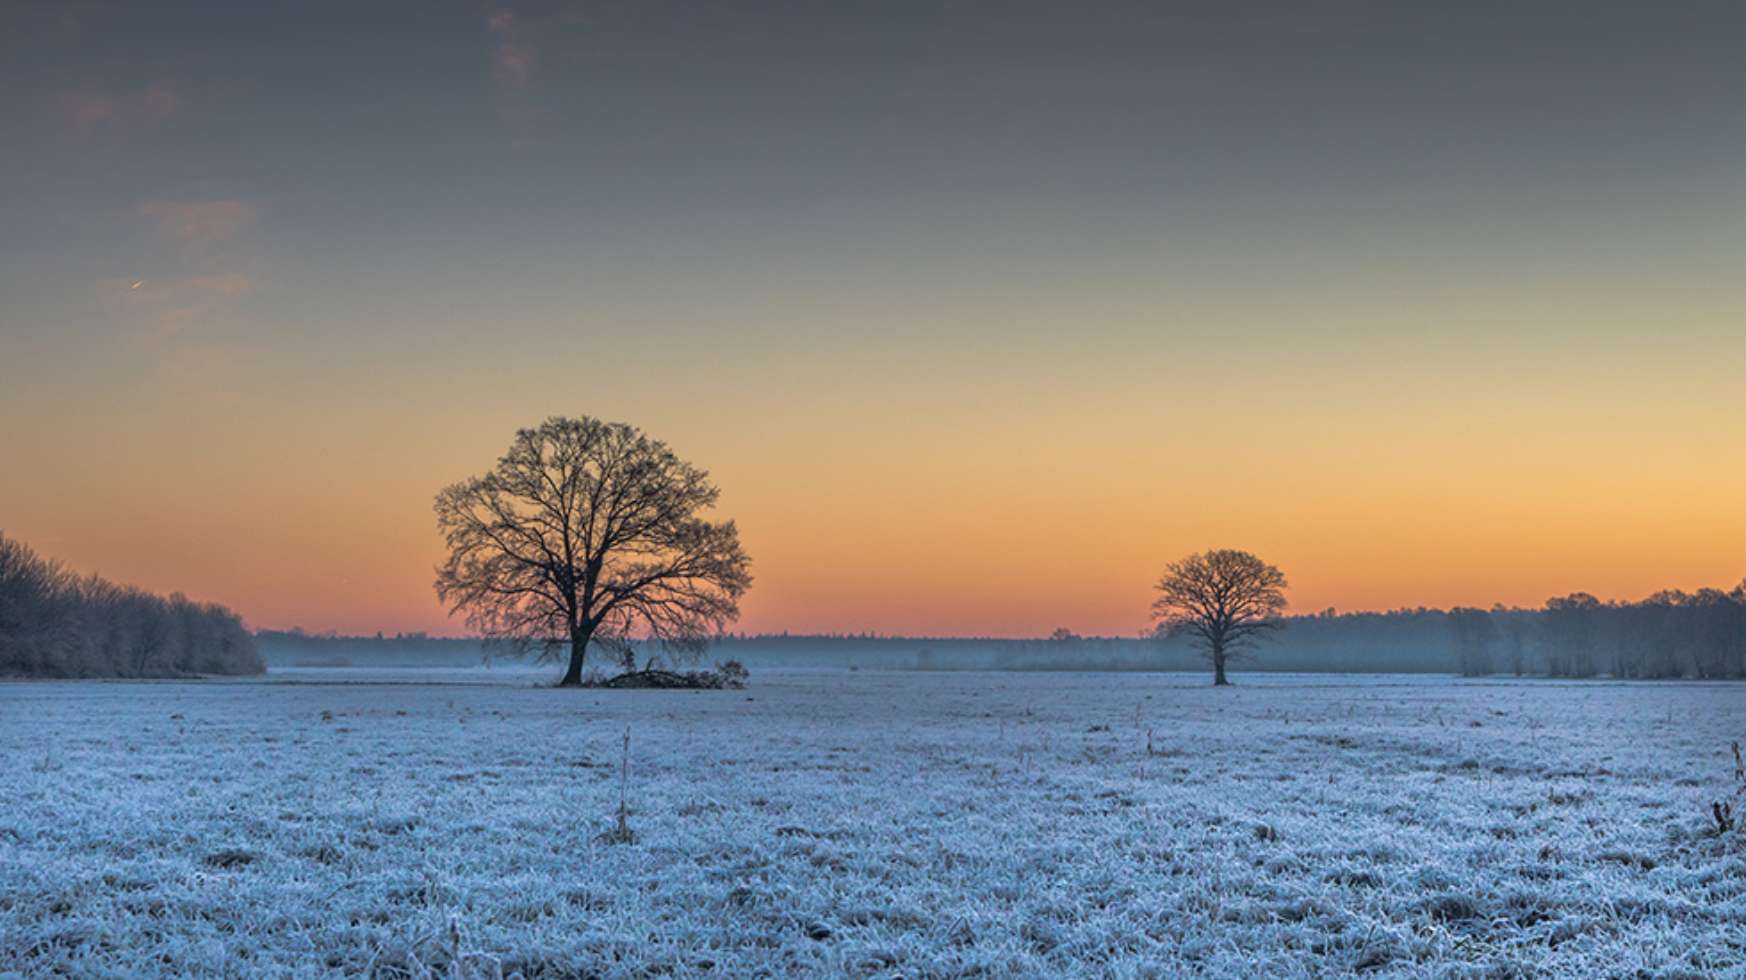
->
xmin=0 ymin=534 xmax=262 ymax=679
xmin=259 ymin=584 xmax=1746 ymax=679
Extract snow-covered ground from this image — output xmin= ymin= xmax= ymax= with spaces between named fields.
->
xmin=3 ymin=670 xmax=1744 ymax=977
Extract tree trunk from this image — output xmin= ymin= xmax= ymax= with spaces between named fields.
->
xmin=559 ymin=626 xmax=590 ymax=687
xmin=1212 ymin=642 xmax=1229 ymax=686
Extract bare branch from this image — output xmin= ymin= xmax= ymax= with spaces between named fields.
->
xmin=433 ymin=416 xmax=752 ymax=685
xmin=1150 ymin=549 xmax=1288 ymax=684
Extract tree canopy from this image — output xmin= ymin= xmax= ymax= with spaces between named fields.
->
xmin=435 ymin=416 xmax=752 ymax=686
xmin=1151 ymin=548 xmax=1288 ymax=685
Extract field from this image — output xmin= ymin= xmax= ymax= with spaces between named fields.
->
xmin=4 ymin=670 xmax=1745 ymax=977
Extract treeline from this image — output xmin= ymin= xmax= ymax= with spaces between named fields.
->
xmin=256 ymin=628 xmax=485 ymax=668
xmin=0 ymin=533 xmax=262 ymax=678
xmin=1450 ymin=587 xmax=1746 ymax=679
xmin=257 ymin=589 xmax=1746 ymax=680
xmin=709 ymin=612 xmax=1460 ymax=673
xmin=711 ymin=592 xmax=1746 ymax=679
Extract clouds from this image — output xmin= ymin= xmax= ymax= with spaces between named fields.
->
xmin=483 ymin=3 xmax=588 ymax=137
xmin=487 ymin=8 xmax=538 ymax=89
xmin=128 ymin=198 xmax=261 ymax=337
xmin=104 ymin=198 xmax=265 ymax=390
xmin=56 ymin=81 xmax=181 ymax=136
xmin=29 ymin=0 xmax=181 ymax=137
xmin=117 ymin=272 xmax=259 ymax=342
xmin=104 ymin=266 xmax=260 ymax=394
xmin=138 ymin=199 xmax=257 ymax=246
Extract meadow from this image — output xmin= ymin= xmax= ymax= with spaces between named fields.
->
xmin=3 ymin=669 xmax=1744 ymax=977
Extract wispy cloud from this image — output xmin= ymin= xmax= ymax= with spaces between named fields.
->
xmin=103 ymin=197 xmax=266 ymax=393
xmin=56 ymin=81 xmax=180 ymax=135
xmin=486 ymin=8 xmax=538 ymax=88
xmin=112 ymin=272 xmax=260 ymax=342
xmin=138 ymin=199 xmax=256 ymax=247
xmin=483 ymin=3 xmax=575 ymax=139
xmin=104 ymin=267 xmax=262 ymax=400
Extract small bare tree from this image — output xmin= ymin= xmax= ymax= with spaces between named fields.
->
xmin=434 ymin=416 xmax=752 ymax=687
xmin=1151 ymin=549 xmax=1288 ymax=686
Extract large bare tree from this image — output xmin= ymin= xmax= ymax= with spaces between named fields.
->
xmin=434 ymin=417 xmax=752 ymax=686
xmin=1151 ymin=549 xmax=1288 ymax=686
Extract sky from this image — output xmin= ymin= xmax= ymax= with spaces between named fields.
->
xmin=3 ymin=1 xmax=1745 ymax=638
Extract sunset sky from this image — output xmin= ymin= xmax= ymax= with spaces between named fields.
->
xmin=4 ymin=1 xmax=1744 ymax=637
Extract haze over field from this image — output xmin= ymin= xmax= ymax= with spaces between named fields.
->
xmin=6 ymin=1 xmax=1746 ymax=641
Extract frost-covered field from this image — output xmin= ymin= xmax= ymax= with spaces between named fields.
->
xmin=3 ymin=671 xmax=1744 ymax=977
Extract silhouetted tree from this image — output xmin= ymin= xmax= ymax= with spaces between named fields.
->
xmin=0 ymin=533 xmax=67 ymax=675
xmin=1687 ymin=588 xmax=1739 ymax=680
xmin=1492 ymin=604 xmax=1533 ymax=677
xmin=1446 ymin=607 xmax=1498 ymax=676
xmin=1542 ymin=592 xmax=1602 ymax=677
xmin=1732 ymin=580 xmax=1746 ymax=679
xmin=1151 ymin=549 xmax=1288 ymax=685
xmin=1621 ymin=591 xmax=1685 ymax=678
xmin=434 ymin=416 xmax=752 ymax=686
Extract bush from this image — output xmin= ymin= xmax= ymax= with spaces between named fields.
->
xmin=714 ymin=660 xmax=749 ymax=689
xmin=587 ymin=660 xmax=750 ymax=690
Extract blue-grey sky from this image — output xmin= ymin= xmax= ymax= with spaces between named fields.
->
xmin=4 ymin=1 xmax=1745 ymax=636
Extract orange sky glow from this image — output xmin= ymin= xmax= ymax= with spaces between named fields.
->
xmin=5 ymin=303 xmax=1743 ymax=638
xmin=6 ymin=2 xmax=1743 ymax=637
